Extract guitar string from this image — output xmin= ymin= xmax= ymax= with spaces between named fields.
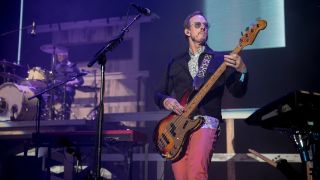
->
xmin=156 ymin=65 xmax=218 ymax=145
xmin=159 ymin=63 xmax=227 ymax=138
xmin=156 ymin=71 xmax=225 ymax=157
xmin=159 ymin=36 xmax=246 ymax=140
xmin=156 ymin=114 xmax=188 ymax=151
xmin=157 ymin=63 xmax=227 ymax=153
xmin=156 ymin=89 xmax=206 ymax=151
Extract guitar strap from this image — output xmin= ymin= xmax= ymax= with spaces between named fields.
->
xmin=193 ymin=53 xmax=214 ymax=90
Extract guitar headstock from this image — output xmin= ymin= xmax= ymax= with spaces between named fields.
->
xmin=239 ymin=19 xmax=267 ymax=49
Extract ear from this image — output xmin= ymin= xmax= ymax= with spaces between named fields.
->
xmin=184 ymin=29 xmax=190 ymax=36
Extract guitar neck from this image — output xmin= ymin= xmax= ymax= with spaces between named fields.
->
xmin=181 ymin=19 xmax=267 ymax=117
xmin=183 ymin=46 xmax=242 ymax=117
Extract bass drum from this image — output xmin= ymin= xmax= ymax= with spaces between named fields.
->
xmin=0 ymin=82 xmax=38 ymax=121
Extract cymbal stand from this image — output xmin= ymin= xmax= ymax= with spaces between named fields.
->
xmin=63 ymin=85 xmax=67 ymax=120
xmin=48 ymin=47 xmax=57 ymax=120
xmin=87 ymin=12 xmax=143 ymax=180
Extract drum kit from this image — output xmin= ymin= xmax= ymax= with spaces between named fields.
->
xmin=0 ymin=44 xmax=99 ymax=121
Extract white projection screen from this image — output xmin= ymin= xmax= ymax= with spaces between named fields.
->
xmin=204 ymin=0 xmax=285 ymax=51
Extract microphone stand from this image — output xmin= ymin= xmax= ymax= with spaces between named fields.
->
xmin=28 ymin=73 xmax=87 ymax=157
xmin=87 ymin=13 xmax=143 ymax=180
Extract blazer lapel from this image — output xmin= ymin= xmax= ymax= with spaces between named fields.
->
xmin=178 ymin=52 xmax=193 ymax=81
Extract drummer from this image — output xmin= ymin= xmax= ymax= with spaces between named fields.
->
xmin=52 ymin=50 xmax=84 ymax=120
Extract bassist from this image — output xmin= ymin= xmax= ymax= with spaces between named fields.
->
xmin=154 ymin=11 xmax=249 ymax=180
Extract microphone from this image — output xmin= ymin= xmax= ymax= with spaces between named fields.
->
xmin=30 ymin=21 xmax=36 ymax=36
xmin=131 ymin=3 xmax=151 ymax=16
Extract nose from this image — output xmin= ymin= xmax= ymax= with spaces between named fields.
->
xmin=201 ymin=23 xmax=208 ymax=30
xmin=200 ymin=25 xmax=206 ymax=31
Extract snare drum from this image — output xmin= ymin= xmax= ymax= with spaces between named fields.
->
xmin=0 ymin=82 xmax=38 ymax=121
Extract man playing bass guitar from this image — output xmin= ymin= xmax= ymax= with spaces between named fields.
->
xmin=154 ymin=11 xmax=249 ymax=180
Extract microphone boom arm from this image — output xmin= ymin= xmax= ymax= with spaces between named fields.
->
xmin=87 ymin=13 xmax=142 ymax=67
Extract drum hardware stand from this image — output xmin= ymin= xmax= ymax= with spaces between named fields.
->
xmin=49 ymin=48 xmax=57 ymax=121
xmin=87 ymin=10 xmax=144 ymax=180
xmin=84 ymin=70 xmax=99 ymax=120
xmin=86 ymin=105 xmax=100 ymax=120
xmin=62 ymin=85 xmax=67 ymax=120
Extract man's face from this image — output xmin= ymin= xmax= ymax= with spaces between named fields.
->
xmin=57 ymin=54 xmax=67 ymax=62
xmin=185 ymin=15 xmax=208 ymax=45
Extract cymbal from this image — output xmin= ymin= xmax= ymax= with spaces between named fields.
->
xmin=76 ymin=85 xmax=100 ymax=93
xmin=0 ymin=60 xmax=22 ymax=68
xmin=40 ymin=44 xmax=67 ymax=54
xmin=0 ymin=72 xmax=23 ymax=81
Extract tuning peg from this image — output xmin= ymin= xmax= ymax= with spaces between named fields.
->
xmin=248 ymin=25 xmax=254 ymax=32
xmin=241 ymin=31 xmax=244 ymax=36
xmin=245 ymin=27 xmax=249 ymax=31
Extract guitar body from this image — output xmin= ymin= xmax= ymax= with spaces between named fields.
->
xmin=153 ymin=90 xmax=204 ymax=161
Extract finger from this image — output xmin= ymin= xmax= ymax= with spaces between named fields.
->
xmin=224 ymin=59 xmax=237 ymax=67
xmin=163 ymin=102 xmax=170 ymax=110
xmin=163 ymin=98 xmax=176 ymax=110
xmin=177 ymin=104 xmax=185 ymax=111
xmin=225 ymin=54 xmax=239 ymax=61
xmin=232 ymin=54 xmax=238 ymax=59
xmin=224 ymin=55 xmax=236 ymax=62
xmin=229 ymin=53 xmax=238 ymax=59
xmin=174 ymin=107 xmax=183 ymax=115
xmin=224 ymin=58 xmax=236 ymax=64
xmin=172 ymin=106 xmax=180 ymax=115
xmin=173 ymin=101 xmax=184 ymax=110
xmin=171 ymin=104 xmax=176 ymax=110
xmin=224 ymin=54 xmax=233 ymax=59
xmin=171 ymin=104 xmax=183 ymax=115
xmin=176 ymin=106 xmax=184 ymax=114
xmin=164 ymin=103 xmax=173 ymax=111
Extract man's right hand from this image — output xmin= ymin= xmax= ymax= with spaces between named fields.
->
xmin=163 ymin=98 xmax=185 ymax=115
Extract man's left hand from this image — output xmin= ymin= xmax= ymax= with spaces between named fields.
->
xmin=66 ymin=79 xmax=79 ymax=86
xmin=224 ymin=54 xmax=247 ymax=73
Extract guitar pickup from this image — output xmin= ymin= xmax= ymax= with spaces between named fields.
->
xmin=183 ymin=120 xmax=189 ymax=129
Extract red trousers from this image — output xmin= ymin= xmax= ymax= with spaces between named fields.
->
xmin=172 ymin=128 xmax=218 ymax=180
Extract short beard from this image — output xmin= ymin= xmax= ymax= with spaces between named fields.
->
xmin=191 ymin=35 xmax=207 ymax=46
